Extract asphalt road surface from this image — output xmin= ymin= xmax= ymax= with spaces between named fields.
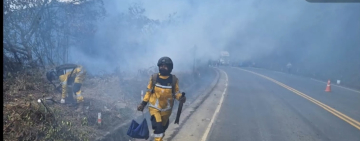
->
xmin=207 ymin=67 xmax=360 ymax=141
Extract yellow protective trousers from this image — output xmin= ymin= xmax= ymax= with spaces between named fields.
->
xmin=59 ymin=66 xmax=86 ymax=103
xmin=149 ymin=107 xmax=172 ymax=141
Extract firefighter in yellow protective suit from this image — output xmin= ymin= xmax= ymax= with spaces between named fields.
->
xmin=137 ymin=57 xmax=186 ymax=141
xmin=46 ymin=64 xmax=86 ymax=111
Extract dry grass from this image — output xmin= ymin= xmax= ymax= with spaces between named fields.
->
xmin=3 ymin=69 xmax=82 ymax=141
xmin=3 ymin=68 xmax=196 ymax=141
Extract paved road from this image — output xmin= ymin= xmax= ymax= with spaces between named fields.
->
xmin=133 ymin=69 xmax=217 ymax=141
xmin=207 ymin=67 xmax=360 ymax=141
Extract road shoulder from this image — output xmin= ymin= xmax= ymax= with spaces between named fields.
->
xmin=165 ymin=68 xmax=228 ymax=141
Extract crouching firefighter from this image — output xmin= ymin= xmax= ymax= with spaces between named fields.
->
xmin=137 ymin=57 xmax=186 ymax=141
xmin=46 ymin=64 xmax=86 ymax=111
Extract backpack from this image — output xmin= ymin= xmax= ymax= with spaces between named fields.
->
xmin=150 ymin=73 xmax=178 ymax=95
xmin=55 ymin=64 xmax=78 ymax=75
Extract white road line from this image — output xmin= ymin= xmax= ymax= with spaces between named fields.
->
xmin=311 ymin=78 xmax=360 ymax=94
xmin=201 ymin=69 xmax=228 ymax=141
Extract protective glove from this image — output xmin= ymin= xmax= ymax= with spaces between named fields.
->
xmin=179 ymin=96 xmax=186 ymax=103
xmin=60 ymin=98 xmax=65 ymax=104
xmin=137 ymin=101 xmax=147 ymax=111
xmin=137 ymin=104 xmax=145 ymax=111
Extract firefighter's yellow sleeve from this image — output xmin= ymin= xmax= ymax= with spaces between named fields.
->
xmin=143 ymin=75 xmax=153 ymax=103
xmin=174 ymin=79 xmax=182 ymax=100
xmin=59 ymin=74 xmax=68 ymax=99
xmin=74 ymin=66 xmax=86 ymax=83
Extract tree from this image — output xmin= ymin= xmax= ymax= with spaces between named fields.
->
xmin=3 ymin=0 xmax=105 ymax=73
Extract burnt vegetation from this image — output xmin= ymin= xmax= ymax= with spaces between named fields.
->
xmin=3 ymin=1 xmax=183 ymax=140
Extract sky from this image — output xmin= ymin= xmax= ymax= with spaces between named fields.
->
xmin=67 ymin=0 xmax=360 ymax=74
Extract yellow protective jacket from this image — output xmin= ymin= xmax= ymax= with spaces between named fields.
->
xmin=59 ymin=65 xmax=86 ymax=99
xmin=143 ymin=73 xmax=182 ymax=112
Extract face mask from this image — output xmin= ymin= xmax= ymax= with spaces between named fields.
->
xmin=159 ymin=68 xmax=170 ymax=76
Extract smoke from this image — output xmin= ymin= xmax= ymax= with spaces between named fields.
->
xmin=68 ymin=0 xmax=360 ymax=74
